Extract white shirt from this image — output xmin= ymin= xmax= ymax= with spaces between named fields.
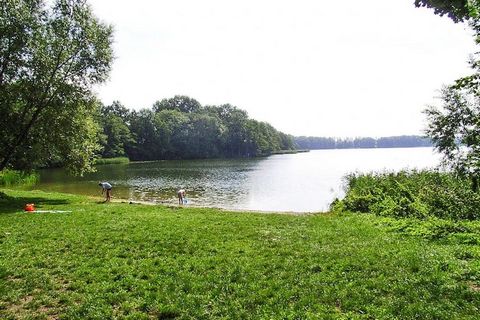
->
xmin=100 ymin=182 xmax=112 ymax=190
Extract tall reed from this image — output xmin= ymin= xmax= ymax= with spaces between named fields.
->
xmin=0 ymin=169 xmax=39 ymax=186
xmin=94 ymin=157 xmax=130 ymax=165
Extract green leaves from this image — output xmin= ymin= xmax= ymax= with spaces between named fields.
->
xmin=99 ymin=102 xmax=134 ymax=159
xmin=421 ymin=2 xmax=480 ymax=187
xmin=425 ymin=86 xmax=480 ymax=182
xmin=414 ymin=0 xmax=479 ymax=23
xmin=0 ymin=0 xmax=114 ymax=174
xmin=123 ymin=98 xmax=295 ymax=161
xmin=340 ymin=170 xmax=480 ymax=220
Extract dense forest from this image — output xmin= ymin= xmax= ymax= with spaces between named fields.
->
xmin=99 ymin=95 xmax=433 ymax=162
xmin=98 ymin=96 xmax=296 ymax=161
xmin=295 ymin=135 xmax=432 ymax=150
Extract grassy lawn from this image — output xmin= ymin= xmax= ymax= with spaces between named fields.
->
xmin=0 ymin=189 xmax=479 ymax=319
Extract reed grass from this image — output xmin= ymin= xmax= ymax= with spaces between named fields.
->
xmin=94 ymin=157 xmax=130 ymax=165
xmin=0 ymin=169 xmax=39 ymax=187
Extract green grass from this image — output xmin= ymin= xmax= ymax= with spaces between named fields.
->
xmin=0 ymin=170 xmax=39 ymax=187
xmin=0 ymin=189 xmax=479 ymax=319
xmin=94 ymin=157 xmax=130 ymax=165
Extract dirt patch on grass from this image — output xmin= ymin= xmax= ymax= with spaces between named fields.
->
xmin=5 ymin=287 xmax=62 ymax=320
xmin=469 ymin=282 xmax=480 ymax=292
xmin=6 ymin=294 xmax=33 ymax=316
xmin=7 ymin=275 xmax=22 ymax=283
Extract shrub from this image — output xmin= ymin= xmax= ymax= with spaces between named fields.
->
xmin=339 ymin=170 xmax=480 ymax=220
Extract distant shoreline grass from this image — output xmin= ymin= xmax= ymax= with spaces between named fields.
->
xmin=259 ymin=149 xmax=310 ymax=156
xmin=94 ymin=157 xmax=130 ymax=165
xmin=0 ymin=189 xmax=479 ymax=319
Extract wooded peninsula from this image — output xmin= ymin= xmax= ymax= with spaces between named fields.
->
xmin=96 ymin=96 xmax=431 ymax=164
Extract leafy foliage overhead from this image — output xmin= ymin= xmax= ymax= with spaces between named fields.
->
xmin=414 ymin=0 xmax=478 ymax=22
xmin=0 ymin=0 xmax=114 ymax=174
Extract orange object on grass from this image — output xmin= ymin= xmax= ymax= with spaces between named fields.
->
xmin=24 ymin=203 xmax=35 ymax=212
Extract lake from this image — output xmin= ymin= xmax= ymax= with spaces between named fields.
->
xmin=32 ymin=147 xmax=440 ymax=212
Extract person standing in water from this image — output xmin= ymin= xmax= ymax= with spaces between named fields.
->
xmin=177 ymin=189 xmax=186 ymax=205
xmin=99 ymin=182 xmax=113 ymax=202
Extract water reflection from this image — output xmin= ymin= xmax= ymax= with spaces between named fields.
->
xmin=33 ymin=148 xmax=440 ymax=212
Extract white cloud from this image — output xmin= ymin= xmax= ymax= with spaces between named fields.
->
xmin=90 ymin=0 xmax=476 ymax=137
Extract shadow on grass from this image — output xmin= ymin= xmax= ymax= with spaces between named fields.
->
xmin=0 ymin=192 xmax=70 ymax=214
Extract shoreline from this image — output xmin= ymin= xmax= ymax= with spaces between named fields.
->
xmin=95 ymin=196 xmax=322 ymax=216
xmin=20 ymin=187 xmax=326 ymax=215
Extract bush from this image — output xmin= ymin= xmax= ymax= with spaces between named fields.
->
xmin=0 ymin=169 xmax=39 ymax=186
xmin=339 ymin=170 xmax=480 ymax=220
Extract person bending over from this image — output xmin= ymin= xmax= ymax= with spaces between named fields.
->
xmin=99 ymin=182 xmax=113 ymax=202
xmin=177 ymin=189 xmax=186 ymax=205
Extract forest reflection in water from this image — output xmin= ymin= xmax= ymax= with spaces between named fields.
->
xmin=33 ymin=148 xmax=440 ymax=212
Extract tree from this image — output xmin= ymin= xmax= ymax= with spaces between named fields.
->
xmin=187 ymin=112 xmax=224 ymax=158
xmin=425 ymin=87 xmax=480 ymax=190
xmin=419 ymin=0 xmax=480 ymax=190
xmin=0 ymin=0 xmax=113 ymax=174
xmin=153 ymin=95 xmax=201 ymax=114
xmin=99 ymin=102 xmax=134 ymax=158
xmin=100 ymin=96 xmax=295 ymax=161
xmin=153 ymin=109 xmax=190 ymax=159
xmin=126 ymin=109 xmax=158 ymax=161
xmin=279 ymin=132 xmax=296 ymax=150
xmin=414 ymin=0 xmax=479 ymax=22
xmin=101 ymin=100 xmax=130 ymax=121
xmin=206 ymin=104 xmax=250 ymax=157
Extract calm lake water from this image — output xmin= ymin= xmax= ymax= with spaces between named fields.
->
xmin=32 ymin=147 xmax=440 ymax=212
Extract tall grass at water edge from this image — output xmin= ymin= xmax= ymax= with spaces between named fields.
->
xmin=332 ymin=170 xmax=480 ymax=244
xmin=334 ymin=170 xmax=480 ymax=221
xmin=0 ymin=169 xmax=39 ymax=187
xmin=94 ymin=157 xmax=130 ymax=165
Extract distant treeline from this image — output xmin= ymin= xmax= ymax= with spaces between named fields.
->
xmin=98 ymin=96 xmax=430 ymax=162
xmin=294 ymin=135 xmax=432 ymax=150
xmin=98 ymin=96 xmax=296 ymax=161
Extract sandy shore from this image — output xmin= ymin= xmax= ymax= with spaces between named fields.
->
xmin=97 ymin=197 xmax=320 ymax=215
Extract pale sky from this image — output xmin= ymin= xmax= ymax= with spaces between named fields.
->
xmin=88 ymin=0 xmax=476 ymax=137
